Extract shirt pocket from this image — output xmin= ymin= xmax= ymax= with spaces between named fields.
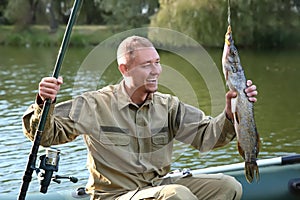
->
xmin=150 ymin=133 xmax=172 ymax=167
xmin=99 ymin=133 xmax=132 ymax=171
xmin=152 ymin=134 xmax=169 ymax=147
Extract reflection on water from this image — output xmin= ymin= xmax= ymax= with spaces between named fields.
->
xmin=0 ymin=46 xmax=299 ymax=195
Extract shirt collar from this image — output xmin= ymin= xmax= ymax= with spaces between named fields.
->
xmin=117 ymin=80 xmax=153 ymax=110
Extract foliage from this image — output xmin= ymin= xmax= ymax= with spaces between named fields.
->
xmin=249 ymin=0 xmax=300 ymax=48
xmin=1 ymin=0 xmax=159 ymax=32
xmin=96 ymin=0 xmax=159 ymax=31
xmin=80 ymin=0 xmax=104 ymax=24
xmin=1 ymin=0 xmax=300 ymax=48
xmin=0 ymin=0 xmax=8 ymax=24
xmin=150 ymin=0 xmax=229 ymax=47
xmin=150 ymin=0 xmax=300 ymax=48
xmin=4 ymin=0 xmax=32 ymax=29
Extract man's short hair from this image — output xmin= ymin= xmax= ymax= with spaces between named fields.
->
xmin=117 ymin=36 xmax=154 ymax=66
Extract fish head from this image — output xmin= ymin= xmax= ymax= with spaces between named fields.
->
xmin=222 ymin=25 xmax=242 ymax=81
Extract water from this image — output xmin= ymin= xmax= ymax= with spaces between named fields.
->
xmin=0 ymin=45 xmax=299 ymax=196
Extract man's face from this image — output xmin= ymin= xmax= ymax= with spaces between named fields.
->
xmin=126 ymin=47 xmax=162 ymax=94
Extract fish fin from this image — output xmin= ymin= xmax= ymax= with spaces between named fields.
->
xmin=231 ymin=97 xmax=237 ymax=113
xmin=237 ymin=142 xmax=245 ymax=160
xmin=256 ymin=136 xmax=260 ymax=158
xmin=234 ymin=111 xmax=240 ymax=124
xmin=231 ymin=97 xmax=240 ymax=124
xmin=225 ymin=70 xmax=229 ymax=81
xmin=256 ymin=130 xmax=261 ymax=158
xmin=255 ymin=163 xmax=260 ymax=183
xmin=245 ymin=161 xmax=260 ymax=184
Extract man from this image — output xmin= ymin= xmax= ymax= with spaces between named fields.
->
xmin=23 ymin=36 xmax=258 ymax=200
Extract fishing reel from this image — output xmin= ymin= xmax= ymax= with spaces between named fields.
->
xmin=36 ymin=147 xmax=78 ymax=193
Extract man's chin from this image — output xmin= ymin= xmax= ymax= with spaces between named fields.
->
xmin=145 ymin=87 xmax=158 ymax=93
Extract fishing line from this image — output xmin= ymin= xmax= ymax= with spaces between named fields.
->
xmin=227 ymin=0 xmax=231 ymax=26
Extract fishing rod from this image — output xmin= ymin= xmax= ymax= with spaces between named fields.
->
xmin=18 ymin=0 xmax=82 ymax=199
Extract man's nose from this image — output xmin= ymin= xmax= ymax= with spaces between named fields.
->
xmin=150 ymin=63 xmax=162 ymax=74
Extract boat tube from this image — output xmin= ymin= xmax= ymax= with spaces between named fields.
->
xmin=2 ymin=154 xmax=300 ymax=200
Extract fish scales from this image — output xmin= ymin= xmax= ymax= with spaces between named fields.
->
xmin=222 ymin=25 xmax=260 ymax=183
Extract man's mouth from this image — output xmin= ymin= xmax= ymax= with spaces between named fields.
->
xmin=146 ymin=79 xmax=157 ymax=84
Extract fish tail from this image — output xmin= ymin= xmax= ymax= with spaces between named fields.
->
xmin=245 ymin=161 xmax=260 ymax=183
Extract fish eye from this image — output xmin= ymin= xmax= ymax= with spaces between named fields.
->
xmin=230 ymin=47 xmax=238 ymax=55
xmin=230 ymin=48 xmax=234 ymax=54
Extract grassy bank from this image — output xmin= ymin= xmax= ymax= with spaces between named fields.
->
xmin=1 ymin=25 xmax=299 ymax=49
xmin=0 ymin=25 xmax=114 ymax=47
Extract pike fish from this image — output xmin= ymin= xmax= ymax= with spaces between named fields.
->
xmin=222 ymin=24 xmax=260 ymax=183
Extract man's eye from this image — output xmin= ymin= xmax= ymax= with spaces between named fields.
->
xmin=142 ymin=64 xmax=150 ymax=68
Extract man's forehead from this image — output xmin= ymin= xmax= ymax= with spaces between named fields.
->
xmin=134 ymin=47 xmax=160 ymax=60
xmin=132 ymin=46 xmax=156 ymax=53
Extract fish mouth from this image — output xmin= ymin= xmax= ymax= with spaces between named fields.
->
xmin=231 ymin=61 xmax=239 ymax=65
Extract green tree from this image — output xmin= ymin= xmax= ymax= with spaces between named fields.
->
xmin=150 ymin=0 xmax=227 ymax=47
xmin=81 ymin=0 xmax=104 ymax=24
xmin=97 ymin=0 xmax=159 ymax=30
xmin=249 ymin=0 xmax=300 ymax=48
xmin=4 ymin=0 xmax=40 ymax=30
xmin=0 ymin=0 xmax=9 ymax=24
xmin=150 ymin=0 xmax=300 ymax=48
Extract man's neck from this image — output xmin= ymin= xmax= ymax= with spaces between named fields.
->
xmin=124 ymin=84 xmax=149 ymax=105
xmin=132 ymin=92 xmax=150 ymax=106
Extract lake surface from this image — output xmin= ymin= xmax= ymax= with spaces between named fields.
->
xmin=0 ymin=44 xmax=299 ymax=196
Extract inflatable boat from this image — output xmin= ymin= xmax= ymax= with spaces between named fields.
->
xmin=3 ymin=154 xmax=300 ymax=200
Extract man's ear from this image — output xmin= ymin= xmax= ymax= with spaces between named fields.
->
xmin=119 ymin=64 xmax=128 ymax=76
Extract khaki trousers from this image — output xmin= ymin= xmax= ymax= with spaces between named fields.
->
xmin=113 ymin=173 xmax=242 ymax=200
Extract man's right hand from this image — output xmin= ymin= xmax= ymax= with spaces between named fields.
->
xmin=39 ymin=77 xmax=63 ymax=102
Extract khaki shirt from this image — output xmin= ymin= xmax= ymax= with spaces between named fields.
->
xmin=22 ymin=81 xmax=236 ymax=198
